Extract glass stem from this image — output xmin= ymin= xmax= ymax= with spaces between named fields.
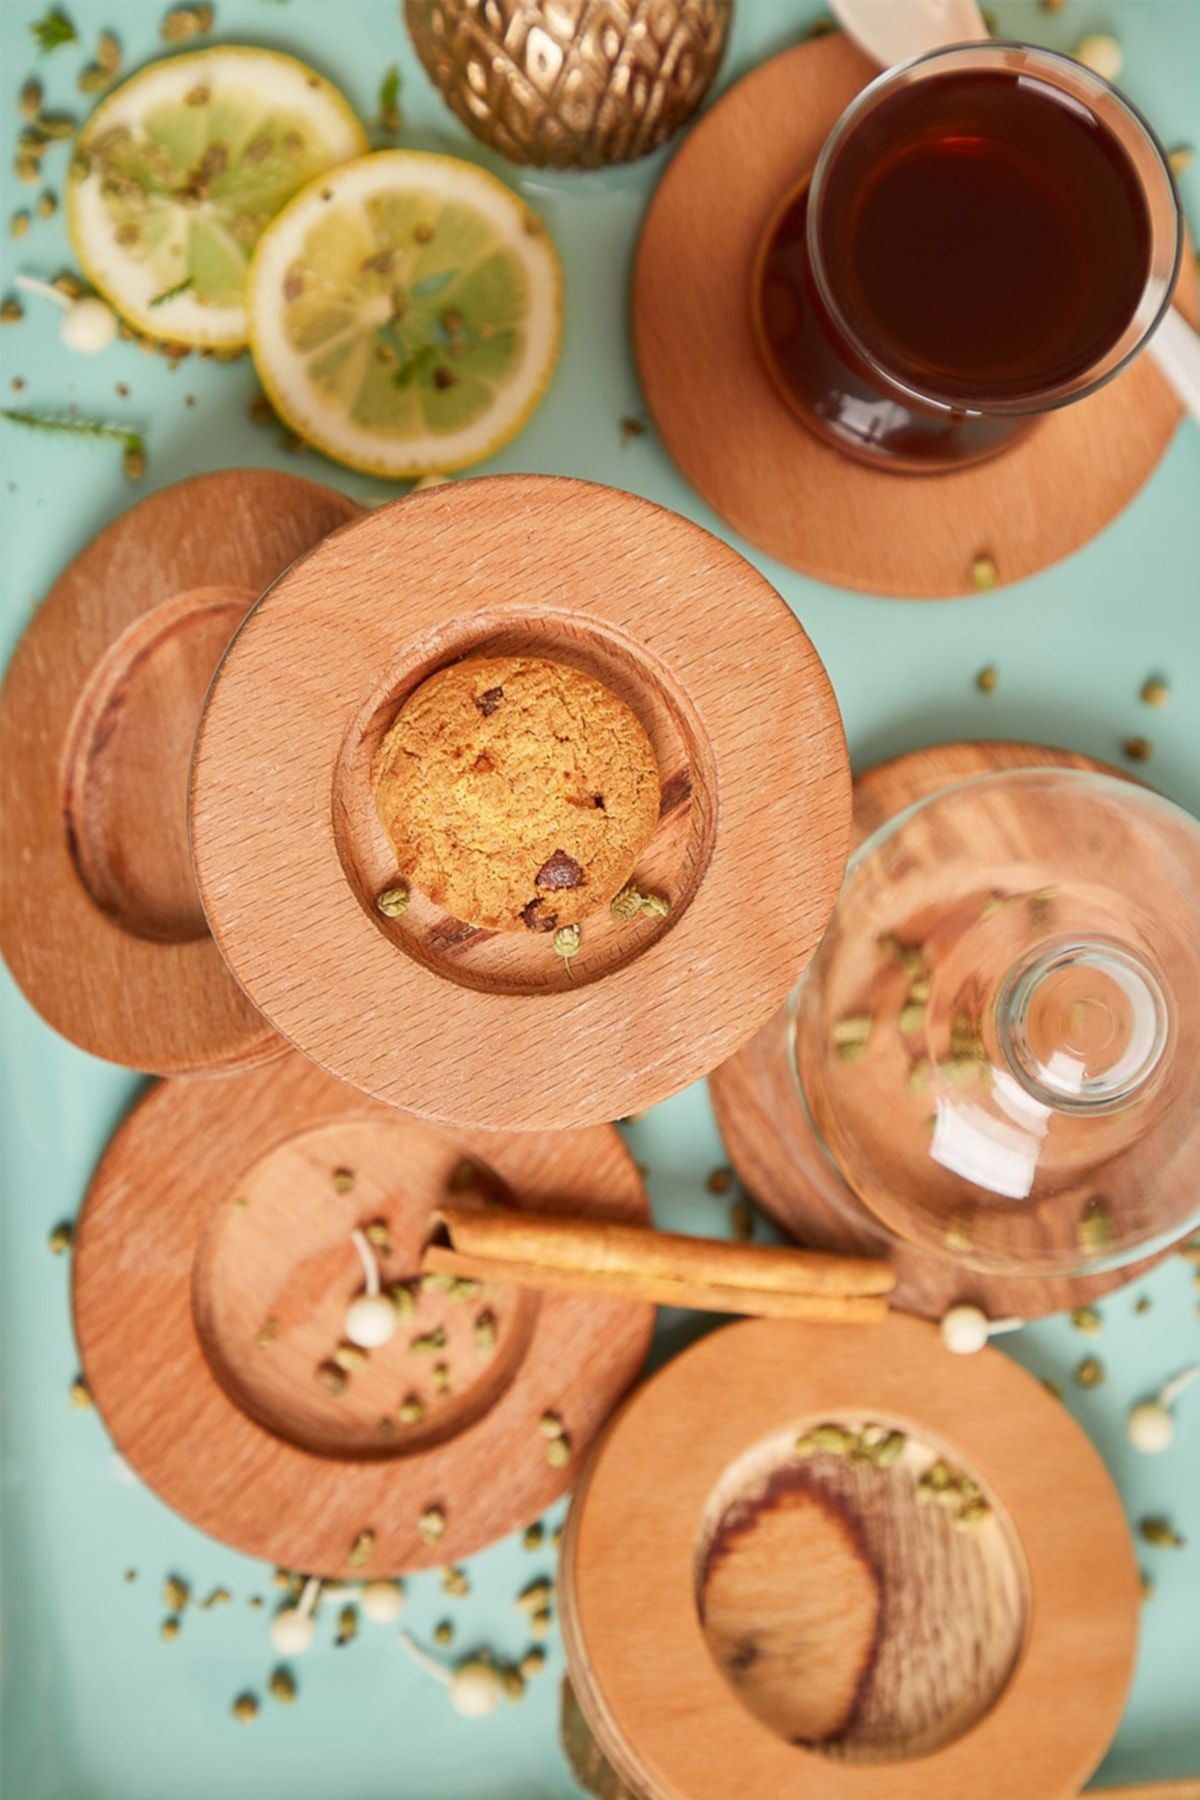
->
xmin=995 ymin=936 xmax=1168 ymax=1114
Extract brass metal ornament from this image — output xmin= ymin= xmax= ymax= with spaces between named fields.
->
xmin=405 ymin=0 xmax=733 ymax=169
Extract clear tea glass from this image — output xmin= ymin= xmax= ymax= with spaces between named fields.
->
xmin=752 ymin=42 xmax=1182 ymax=471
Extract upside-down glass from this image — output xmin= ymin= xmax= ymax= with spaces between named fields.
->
xmin=789 ymin=770 xmax=1200 ymax=1275
xmin=753 ymin=42 xmax=1183 ymax=470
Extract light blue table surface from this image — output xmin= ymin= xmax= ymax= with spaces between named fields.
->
xmin=2 ymin=1 xmax=1198 ymax=1795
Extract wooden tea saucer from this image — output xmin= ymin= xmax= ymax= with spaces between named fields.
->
xmin=709 ymin=740 xmax=1187 ymax=1319
xmin=0 ymin=470 xmax=359 ymax=1074
xmin=72 ymin=1052 xmax=654 ymax=1575
xmin=635 ymin=31 xmax=1197 ymax=598
xmin=560 ymin=1314 xmax=1138 ymax=1799
xmin=190 ymin=474 xmax=850 ymax=1131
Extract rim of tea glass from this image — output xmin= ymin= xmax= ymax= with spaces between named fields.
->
xmin=804 ymin=40 xmax=1183 ymax=419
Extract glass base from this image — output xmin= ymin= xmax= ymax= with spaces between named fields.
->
xmin=752 ymin=184 xmax=1038 ymax=474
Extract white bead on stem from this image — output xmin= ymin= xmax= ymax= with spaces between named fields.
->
xmin=400 ymin=1633 xmax=505 ymax=1717
xmin=1127 ymin=1366 xmax=1198 ymax=1454
xmin=344 ymin=1228 xmax=397 ymax=1348
xmin=361 ymin=1579 xmax=404 ymax=1624
xmin=14 ymin=275 xmax=118 ymax=353
xmin=269 ymin=1575 xmax=321 ymax=1655
xmin=939 ymin=1303 xmax=1024 ymax=1355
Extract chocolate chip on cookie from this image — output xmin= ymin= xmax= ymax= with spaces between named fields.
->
xmin=535 ymin=850 xmax=584 ymax=891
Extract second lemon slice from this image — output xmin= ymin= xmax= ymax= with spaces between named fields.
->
xmin=246 ymin=151 xmax=563 ymax=477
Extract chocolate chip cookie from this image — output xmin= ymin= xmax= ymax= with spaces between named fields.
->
xmin=372 ymin=655 xmax=660 ymax=932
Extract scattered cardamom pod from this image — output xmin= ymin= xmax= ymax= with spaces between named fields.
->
xmin=376 ymin=883 xmax=410 ymax=918
xmin=231 ymin=1693 xmax=258 ymax=1723
xmin=390 ymin=1281 xmax=418 ymax=1318
xmin=418 ymin=1506 xmax=446 ymax=1544
xmin=347 ymin=1530 xmax=375 ymax=1569
xmin=516 ymin=1580 xmax=553 ymax=1614
xmin=1139 ymin=1516 xmax=1184 ymax=1549
xmin=474 ymin=1310 xmax=497 ymax=1356
xmin=268 ymin=1667 xmax=296 ymax=1704
xmin=163 ymin=1576 xmax=190 ymax=1611
xmin=553 ymin=923 xmax=581 ymax=973
xmin=1075 ymin=1355 xmax=1105 ymax=1389
xmin=729 ymin=1196 xmax=754 ymax=1242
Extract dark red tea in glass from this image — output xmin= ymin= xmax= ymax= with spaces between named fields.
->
xmin=753 ymin=43 xmax=1181 ymax=471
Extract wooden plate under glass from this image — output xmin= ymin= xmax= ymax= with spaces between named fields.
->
xmin=634 ymin=31 xmax=1197 ymax=598
xmin=709 ymin=740 xmax=1189 ymax=1320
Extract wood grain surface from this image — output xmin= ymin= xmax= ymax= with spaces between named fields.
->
xmin=560 ymin=1314 xmax=1139 ymax=1800
xmin=190 ymin=474 xmax=851 ymax=1129
xmin=698 ymin=1429 xmax=1026 ymax=1760
xmin=709 ymin=741 xmax=1183 ymax=1319
xmin=0 ymin=469 xmax=360 ymax=1074
xmin=634 ymin=32 xmax=1197 ymax=597
xmin=73 ymin=1052 xmax=654 ymax=1574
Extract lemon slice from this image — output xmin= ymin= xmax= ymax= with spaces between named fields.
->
xmin=245 ymin=151 xmax=563 ymax=477
xmin=68 ymin=48 xmax=366 ymax=348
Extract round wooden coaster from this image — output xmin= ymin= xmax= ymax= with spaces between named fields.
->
xmin=709 ymin=740 xmax=1187 ymax=1319
xmin=634 ymin=32 xmax=1197 ymax=598
xmin=560 ymin=1315 xmax=1138 ymax=1800
xmin=0 ymin=470 xmax=360 ymax=1075
xmin=73 ymin=1051 xmax=654 ymax=1575
xmin=191 ymin=475 xmax=850 ymax=1131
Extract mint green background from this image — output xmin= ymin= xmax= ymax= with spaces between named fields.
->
xmin=1 ymin=2 xmax=1198 ymax=1795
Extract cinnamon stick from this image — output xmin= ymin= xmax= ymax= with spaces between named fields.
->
xmin=422 ymin=1206 xmax=894 ymax=1324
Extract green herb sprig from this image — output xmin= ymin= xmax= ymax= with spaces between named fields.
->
xmin=0 ymin=409 xmax=146 ymax=478
xmin=1 ymin=408 xmax=141 ymax=454
xmin=30 ymin=8 xmax=78 ymax=52
xmin=379 ymin=65 xmax=403 ymax=133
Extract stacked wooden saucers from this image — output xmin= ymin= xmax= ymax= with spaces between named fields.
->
xmin=0 ymin=469 xmax=359 ymax=1074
